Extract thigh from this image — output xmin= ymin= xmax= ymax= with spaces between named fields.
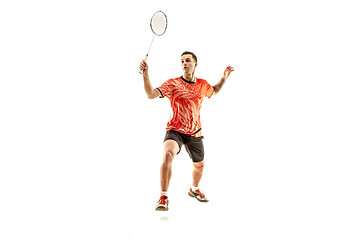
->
xmin=185 ymin=137 xmax=204 ymax=162
xmin=163 ymin=130 xmax=183 ymax=154
xmin=163 ymin=139 xmax=180 ymax=156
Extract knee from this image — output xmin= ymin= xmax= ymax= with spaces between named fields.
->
xmin=194 ymin=161 xmax=204 ymax=170
xmin=163 ymin=151 xmax=175 ymax=165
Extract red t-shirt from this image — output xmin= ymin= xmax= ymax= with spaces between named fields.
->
xmin=157 ymin=76 xmax=214 ymax=137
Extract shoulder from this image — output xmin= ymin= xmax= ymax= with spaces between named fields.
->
xmin=196 ymin=78 xmax=210 ymax=85
xmin=167 ymin=77 xmax=181 ymax=83
xmin=162 ymin=77 xmax=179 ymax=85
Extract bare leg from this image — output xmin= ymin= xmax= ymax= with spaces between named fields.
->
xmin=192 ymin=161 xmax=205 ymax=187
xmin=160 ymin=140 xmax=179 ymax=192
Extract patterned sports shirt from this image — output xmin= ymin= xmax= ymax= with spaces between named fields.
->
xmin=157 ymin=76 xmax=214 ymax=137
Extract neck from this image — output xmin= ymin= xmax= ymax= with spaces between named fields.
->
xmin=182 ymin=72 xmax=195 ymax=82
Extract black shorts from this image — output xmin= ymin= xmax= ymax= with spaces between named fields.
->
xmin=164 ymin=129 xmax=205 ymax=162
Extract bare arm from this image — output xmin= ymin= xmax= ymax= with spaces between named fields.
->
xmin=140 ymin=60 xmax=160 ymax=99
xmin=213 ymin=66 xmax=234 ymax=95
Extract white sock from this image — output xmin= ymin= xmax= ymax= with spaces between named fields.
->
xmin=161 ymin=191 xmax=168 ymax=196
xmin=191 ymin=185 xmax=199 ymax=191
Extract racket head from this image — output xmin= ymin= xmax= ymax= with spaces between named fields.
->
xmin=150 ymin=11 xmax=167 ymax=36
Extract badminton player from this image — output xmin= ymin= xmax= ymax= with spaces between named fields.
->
xmin=139 ymin=51 xmax=234 ymax=211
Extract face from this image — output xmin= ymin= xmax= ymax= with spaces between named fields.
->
xmin=181 ymin=54 xmax=197 ymax=74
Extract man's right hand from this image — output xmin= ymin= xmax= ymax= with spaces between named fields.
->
xmin=140 ymin=60 xmax=148 ymax=75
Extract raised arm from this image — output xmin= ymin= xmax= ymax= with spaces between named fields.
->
xmin=140 ymin=60 xmax=161 ymax=99
xmin=213 ymin=66 xmax=234 ymax=95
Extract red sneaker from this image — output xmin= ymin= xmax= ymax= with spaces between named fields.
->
xmin=155 ymin=194 xmax=169 ymax=211
xmin=188 ymin=188 xmax=209 ymax=202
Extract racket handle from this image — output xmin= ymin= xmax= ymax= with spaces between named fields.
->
xmin=139 ymin=55 xmax=149 ymax=74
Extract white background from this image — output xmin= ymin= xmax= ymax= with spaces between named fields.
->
xmin=1 ymin=0 xmax=359 ymax=239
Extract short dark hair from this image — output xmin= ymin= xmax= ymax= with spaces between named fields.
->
xmin=181 ymin=51 xmax=197 ymax=62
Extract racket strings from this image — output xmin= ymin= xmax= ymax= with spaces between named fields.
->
xmin=150 ymin=11 xmax=167 ymax=36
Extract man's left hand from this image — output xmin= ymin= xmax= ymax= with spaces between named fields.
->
xmin=223 ymin=66 xmax=234 ymax=79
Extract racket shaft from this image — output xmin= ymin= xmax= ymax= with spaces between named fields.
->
xmin=139 ymin=35 xmax=155 ymax=74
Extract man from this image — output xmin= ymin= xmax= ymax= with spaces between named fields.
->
xmin=139 ymin=51 xmax=234 ymax=211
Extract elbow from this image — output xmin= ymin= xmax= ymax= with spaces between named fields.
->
xmin=147 ymin=93 xmax=156 ymax=99
xmin=147 ymin=89 xmax=159 ymax=99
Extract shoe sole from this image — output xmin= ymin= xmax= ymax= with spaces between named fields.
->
xmin=155 ymin=200 xmax=169 ymax=211
xmin=155 ymin=206 xmax=168 ymax=211
xmin=188 ymin=191 xmax=209 ymax=202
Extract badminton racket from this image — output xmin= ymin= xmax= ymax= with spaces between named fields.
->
xmin=139 ymin=11 xmax=168 ymax=74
